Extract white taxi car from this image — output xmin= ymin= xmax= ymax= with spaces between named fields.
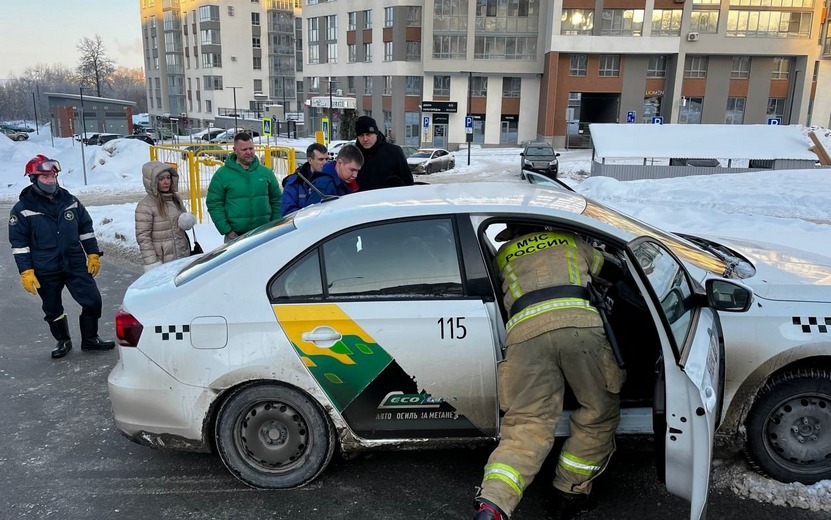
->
xmin=109 ymin=183 xmax=753 ymax=518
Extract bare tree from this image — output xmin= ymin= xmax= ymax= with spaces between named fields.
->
xmin=77 ymin=35 xmax=115 ymax=96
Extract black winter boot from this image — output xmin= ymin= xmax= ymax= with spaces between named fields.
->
xmin=473 ymin=498 xmax=508 ymax=520
xmin=79 ymin=316 xmax=115 ymax=351
xmin=48 ymin=315 xmax=73 ymax=359
xmin=550 ymin=490 xmax=594 ymax=520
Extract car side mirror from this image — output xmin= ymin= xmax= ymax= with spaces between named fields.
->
xmin=520 ymin=152 xmax=525 ymax=157
xmin=555 ymin=152 xmax=561 ymax=157
xmin=705 ymin=279 xmax=753 ymax=312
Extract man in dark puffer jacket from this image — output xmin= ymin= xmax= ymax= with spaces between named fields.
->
xmin=353 ymin=116 xmax=413 ymax=191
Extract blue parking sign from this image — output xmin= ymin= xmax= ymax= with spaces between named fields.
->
xmin=465 ymin=116 xmax=474 ymax=128
xmin=423 ymin=116 xmax=430 ymax=128
xmin=767 ymin=117 xmax=782 ymax=125
xmin=627 ymin=111 xmax=636 ymax=123
xmin=652 ymin=116 xmax=664 ymax=125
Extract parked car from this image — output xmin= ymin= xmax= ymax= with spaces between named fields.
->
xmin=194 ymin=128 xmax=226 ymax=142
xmin=327 ymin=140 xmax=352 ymax=161
xmin=110 ymin=182 xmax=762 ymax=519
xmin=82 ymin=133 xmax=103 ymax=145
xmin=94 ymin=133 xmax=122 ymax=145
xmin=122 ymin=134 xmax=155 ymax=145
xmin=400 ymin=145 xmax=419 ymax=158
xmin=210 ymin=128 xmax=260 ymax=143
xmin=407 ymin=148 xmax=456 ymax=174
xmin=3 ymin=123 xmax=35 ymax=133
xmin=525 ymin=171 xmax=831 ymax=485
xmin=520 ymin=141 xmax=560 ymax=179
xmin=1 ymin=127 xmax=28 ymax=141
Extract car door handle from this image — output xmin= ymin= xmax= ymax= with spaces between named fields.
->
xmin=301 ymin=328 xmax=343 ymax=346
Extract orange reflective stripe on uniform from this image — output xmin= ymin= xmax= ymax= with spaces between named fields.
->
xmin=558 ymin=451 xmax=602 ymax=477
xmin=506 ymin=297 xmax=598 ymax=333
xmin=484 ymin=462 xmax=526 ymax=498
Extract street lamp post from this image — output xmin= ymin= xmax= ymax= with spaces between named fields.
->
xmin=78 ymin=87 xmax=94 ymax=185
xmin=282 ymin=76 xmax=288 ymax=137
xmin=327 ymin=77 xmax=337 ymax=143
xmin=228 ymin=86 xmax=242 ymax=130
xmin=466 ymin=71 xmax=473 ymax=166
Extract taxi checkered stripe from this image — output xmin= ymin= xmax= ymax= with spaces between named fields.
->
xmin=792 ymin=316 xmax=831 ymax=334
xmin=155 ymin=324 xmax=190 ymax=340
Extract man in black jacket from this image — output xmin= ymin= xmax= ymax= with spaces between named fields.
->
xmin=9 ymin=155 xmax=115 ymax=359
xmin=353 ymin=116 xmax=413 ymax=191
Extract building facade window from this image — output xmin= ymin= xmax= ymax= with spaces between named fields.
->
xmin=679 ymin=97 xmax=703 ymax=124
xmin=364 ymin=76 xmax=373 ymax=95
xmin=406 ymin=41 xmax=421 ymax=61
xmin=433 ymin=35 xmax=467 ymax=59
xmin=252 ymin=36 xmax=261 ymax=48
xmin=385 ymin=41 xmax=394 ymax=61
xmin=202 ymin=53 xmax=222 ymax=68
xmin=651 ymin=9 xmax=683 ymax=36
xmin=434 ymin=0 xmax=468 ymax=31
xmin=730 ymin=56 xmax=751 ymax=78
xmin=347 ymin=76 xmax=355 ymax=94
xmin=385 ymin=7 xmax=394 ymax=27
xmin=726 ymin=11 xmax=812 ymax=38
xmin=198 ymin=5 xmax=219 ymax=22
xmin=767 ymin=98 xmax=786 ymax=118
xmin=348 ymin=12 xmax=357 ymax=31
xmin=405 ymin=112 xmax=420 ymax=146
xmin=251 ymin=12 xmax=260 ymax=26
xmin=201 ymin=29 xmax=221 ymax=45
xmin=364 ymin=43 xmax=372 ymax=62
xmin=500 ymin=118 xmax=518 ymax=145
xmin=684 ymin=55 xmax=708 ymax=78
xmin=561 ymin=9 xmax=594 ymax=34
xmin=406 ymin=76 xmax=422 ymax=95
xmin=383 ymin=76 xmax=392 ymax=95
xmin=474 ymin=36 xmax=537 ymax=60
xmin=570 ymin=54 xmax=588 ymax=76
xmin=327 ymin=43 xmax=338 ymax=63
xmin=598 ymin=55 xmax=621 ymax=77
xmin=434 ymin=75 xmax=451 ymax=96
xmin=502 ymin=77 xmax=521 ymax=97
xmin=348 ymin=44 xmax=357 ymax=63
xmin=471 ymin=76 xmax=488 ymax=96
xmin=772 ymin=56 xmax=790 ymax=78
xmin=204 ymin=75 xmax=223 ymax=90
xmin=407 ymin=6 xmax=422 ymax=26
xmin=600 ymin=9 xmax=644 ymax=36
xmin=253 ymin=56 xmax=262 ymax=69
xmin=363 ymin=9 xmax=372 ymax=29
xmin=690 ymin=10 xmax=719 ymax=33
xmin=725 ymin=97 xmax=746 ymax=124
xmin=647 ymin=55 xmax=667 ymax=77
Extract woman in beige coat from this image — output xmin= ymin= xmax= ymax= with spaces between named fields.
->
xmin=135 ymin=161 xmax=196 ymax=271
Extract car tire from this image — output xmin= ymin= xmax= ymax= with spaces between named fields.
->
xmin=216 ymin=383 xmax=336 ymax=489
xmin=745 ymin=368 xmax=831 ymax=484
xmin=425 ymin=164 xmax=433 ymax=175
xmin=449 ymin=161 xmax=455 ymax=170
xmin=16 ymin=136 xmax=25 ymax=142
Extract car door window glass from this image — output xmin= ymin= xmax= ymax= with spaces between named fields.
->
xmin=631 ymin=240 xmax=694 ymax=357
xmin=270 ymin=249 xmax=323 ymax=300
xmin=323 ymin=219 xmax=462 ymax=298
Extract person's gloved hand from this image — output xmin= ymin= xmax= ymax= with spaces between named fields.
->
xmin=178 ymin=212 xmax=197 ymax=231
xmin=87 ymin=254 xmax=101 ymax=277
xmin=144 ymin=261 xmax=161 ymax=272
xmin=20 ymin=269 xmax=40 ymax=295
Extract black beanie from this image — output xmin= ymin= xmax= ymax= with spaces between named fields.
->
xmin=355 ymin=116 xmax=379 ymax=136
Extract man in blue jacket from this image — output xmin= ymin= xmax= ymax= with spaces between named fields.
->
xmin=305 ymin=143 xmax=364 ymax=206
xmin=9 ymin=155 xmax=115 ymax=359
xmin=281 ymin=142 xmax=328 ymax=214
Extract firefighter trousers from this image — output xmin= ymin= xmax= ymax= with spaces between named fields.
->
xmin=479 ymin=326 xmax=626 ymax=517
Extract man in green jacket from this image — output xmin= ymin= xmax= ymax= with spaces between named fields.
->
xmin=206 ymin=132 xmax=282 ymax=241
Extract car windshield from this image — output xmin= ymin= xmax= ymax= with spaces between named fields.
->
xmin=411 ymin=151 xmax=432 ymax=158
xmin=582 ymin=200 xmax=729 ymax=276
xmin=175 ymin=216 xmax=297 ymax=285
xmin=526 ymin=146 xmax=555 ymax=156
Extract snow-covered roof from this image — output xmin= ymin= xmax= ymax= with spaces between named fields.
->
xmin=589 ymin=123 xmax=817 ymax=161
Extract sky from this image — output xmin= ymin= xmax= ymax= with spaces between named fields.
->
xmin=1 ymin=126 xmax=831 ymax=512
xmin=1 ymin=1 xmax=144 ymax=79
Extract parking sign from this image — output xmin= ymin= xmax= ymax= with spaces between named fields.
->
xmin=767 ymin=117 xmax=782 ymax=125
xmin=423 ymin=116 xmax=430 ymax=128
xmin=627 ymin=111 xmax=636 ymax=123
xmin=652 ymin=116 xmax=664 ymax=125
xmin=465 ymin=116 xmax=473 ymax=129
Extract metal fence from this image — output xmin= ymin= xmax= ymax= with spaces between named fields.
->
xmin=149 ymin=143 xmax=298 ymax=223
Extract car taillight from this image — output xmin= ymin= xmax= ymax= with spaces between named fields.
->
xmin=115 ymin=309 xmax=144 ymax=347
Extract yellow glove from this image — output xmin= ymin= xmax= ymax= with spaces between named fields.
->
xmin=87 ymin=254 xmax=101 ymax=277
xmin=20 ymin=269 xmax=41 ymax=295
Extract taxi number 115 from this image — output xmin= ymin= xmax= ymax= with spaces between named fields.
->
xmin=437 ymin=317 xmax=467 ymax=339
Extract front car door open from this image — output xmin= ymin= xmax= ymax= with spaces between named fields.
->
xmin=626 ymin=238 xmax=724 ymax=520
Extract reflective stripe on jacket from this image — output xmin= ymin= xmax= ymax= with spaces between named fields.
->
xmin=495 ymin=231 xmax=604 ymax=344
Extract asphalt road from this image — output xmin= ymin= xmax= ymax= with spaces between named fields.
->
xmin=0 ymin=200 xmax=823 ymax=520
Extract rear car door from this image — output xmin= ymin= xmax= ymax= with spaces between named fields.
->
xmin=269 ymin=216 xmax=500 ymax=441
xmin=626 ymin=238 xmax=724 ymax=520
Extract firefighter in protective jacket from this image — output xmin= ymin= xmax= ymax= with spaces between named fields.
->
xmin=9 ymin=155 xmax=115 ymax=359
xmin=473 ymin=225 xmax=626 ymax=520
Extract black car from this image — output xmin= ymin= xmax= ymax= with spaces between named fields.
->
xmin=520 ymin=141 xmax=560 ymax=179
xmin=95 ymin=134 xmax=123 ymax=145
xmin=123 ymin=134 xmax=155 ymax=145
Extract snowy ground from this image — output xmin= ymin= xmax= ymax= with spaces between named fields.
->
xmin=2 ymin=126 xmax=831 ymax=511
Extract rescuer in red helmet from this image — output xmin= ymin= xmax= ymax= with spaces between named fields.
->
xmin=8 ymin=155 xmax=115 ymax=359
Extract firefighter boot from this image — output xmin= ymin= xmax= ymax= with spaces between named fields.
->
xmin=550 ymin=490 xmax=594 ymax=520
xmin=48 ymin=315 xmax=73 ymax=359
xmin=473 ymin=498 xmax=508 ymax=520
xmin=79 ymin=316 xmax=115 ymax=351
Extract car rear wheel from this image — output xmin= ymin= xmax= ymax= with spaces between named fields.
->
xmin=745 ymin=368 xmax=831 ymax=484
xmin=449 ymin=161 xmax=455 ymax=170
xmin=216 ymin=383 xmax=335 ymax=489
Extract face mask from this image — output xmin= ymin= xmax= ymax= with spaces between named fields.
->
xmin=35 ymin=178 xmax=58 ymax=195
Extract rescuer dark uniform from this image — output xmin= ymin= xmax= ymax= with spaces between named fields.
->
xmin=9 ymin=155 xmax=115 ymax=359
xmin=473 ymin=227 xmax=626 ymax=520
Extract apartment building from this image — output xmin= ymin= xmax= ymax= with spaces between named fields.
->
xmin=139 ymin=0 xmax=301 ymax=133
xmin=142 ymin=0 xmax=831 ymax=148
